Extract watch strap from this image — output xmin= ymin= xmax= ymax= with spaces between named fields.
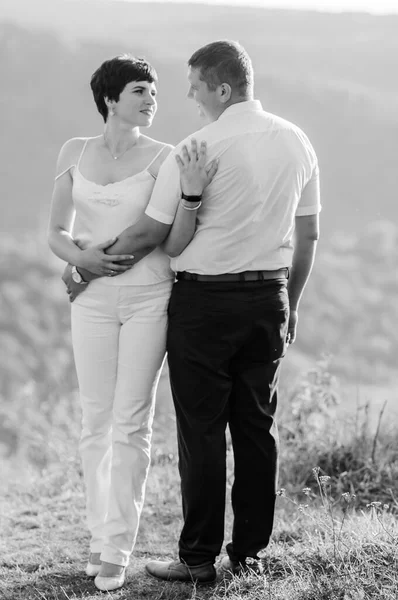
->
xmin=72 ymin=266 xmax=87 ymax=284
xmin=181 ymin=192 xmax=202 ymax=203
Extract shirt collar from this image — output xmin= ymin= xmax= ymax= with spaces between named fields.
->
xmin=218 ymin=99 xmax=263 ymax=120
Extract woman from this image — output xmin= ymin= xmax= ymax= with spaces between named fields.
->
xmin=48 ymin=54 xmax=211 ymax=592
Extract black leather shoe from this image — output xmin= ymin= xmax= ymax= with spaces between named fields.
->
xmin=220 ymin=556 xmax=264 ymax=576
xmin=145 ymin=559 xmax=216 ymax=584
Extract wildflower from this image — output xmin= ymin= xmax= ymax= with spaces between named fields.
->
xmin=319 ymin=475 xmax=331 ymax=486
xmin=312 ymin=467 xmax=320 ymax=476
xmin=341 ymin=492 xmax=351 ymax=502
xmin=383 ymin=504 xmax=389 ymax=510
xmin=302 ymin=487 xmax=311 ymax=496
xmin=276 ymin=488 xmax=286 ymax=497
xmin=366 ymin=501 xmax=382 ymax=510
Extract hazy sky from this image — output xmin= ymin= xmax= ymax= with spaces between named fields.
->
xmin=120 ymin=0 xmax=398 ymax=13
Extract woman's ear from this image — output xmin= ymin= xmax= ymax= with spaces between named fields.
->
xmin=104 ymin=97 xmax=116 ymax=117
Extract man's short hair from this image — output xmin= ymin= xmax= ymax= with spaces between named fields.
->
xmin=90 ymin=54 xmax=157 ymax=122
xmin=188 ymin=40 xmax=253 ymax=95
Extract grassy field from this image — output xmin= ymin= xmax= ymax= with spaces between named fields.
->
xmin=1 ymin=361 xmax=397 ymax=600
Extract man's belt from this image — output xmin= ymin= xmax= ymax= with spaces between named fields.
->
xmin=176 ymin=268 xmax=289 ymax=282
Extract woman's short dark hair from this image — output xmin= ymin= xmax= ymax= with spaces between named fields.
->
xmin=90 ymin=54 xmax=157 ymax=122
xmin=188 ymin=40 xmax=253 ymax=96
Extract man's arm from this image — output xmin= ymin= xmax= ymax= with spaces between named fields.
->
xmin=77 ymin=215 xmax=171 ymax=282
xmin=80 ymin=138 xmax=217 ymax=270
xmin=76 ymin=147 xmax=182 ymax=284
xmin=287 ymin=213 xmax=319 ymax=343
xmin=107 ymin=215 xmax=171 ymax=255
xmin=76 ymin=139 xmax=216 ymax=283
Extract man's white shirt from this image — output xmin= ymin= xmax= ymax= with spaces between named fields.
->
xmin=145 ymin=100 xmax=321 ymax=275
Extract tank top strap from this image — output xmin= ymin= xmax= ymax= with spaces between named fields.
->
xmin=147 ymin=145 xmax=172 ymax=179
xmin=54 ymin=138 xmax=90 ymax=181
xmin=54 ymin=165 xmax=75 ymax=181
xmin=76 ymin=138 xmax=90 ymax=169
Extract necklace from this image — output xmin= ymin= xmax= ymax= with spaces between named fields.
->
xmin=103 ymin=134 xmax=137 ymax=160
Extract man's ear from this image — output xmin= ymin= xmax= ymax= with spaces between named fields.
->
xmin=219 ymin=83 xmax=232 ymax=104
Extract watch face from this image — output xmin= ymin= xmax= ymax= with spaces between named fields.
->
xmin=72 ymin=269 xmax=82 ymax=283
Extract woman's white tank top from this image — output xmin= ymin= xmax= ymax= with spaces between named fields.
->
xmin=67 ymin=138 xmax=174 ymax=286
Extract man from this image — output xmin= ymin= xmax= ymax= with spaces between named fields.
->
xmin=68 ymin=40 xmax=320 ymax=583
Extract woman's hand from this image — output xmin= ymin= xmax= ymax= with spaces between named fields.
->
xmin=77 ymin=238 xmax=135 ymax=277
xmin=62 ymin=264 xmax=86 ymax=303
xmin=176 ymin=139 xmax=218 ymax=196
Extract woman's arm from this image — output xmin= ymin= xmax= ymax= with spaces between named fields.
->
xmin=162 ymin=199 xmax=199 ymax=257
xmin=47 ymin=138 xmax=85 ymax=265
xmin=162 ymin=139 xmax=218 ymax=257
xmin=48 ymin=138 xmax=134 ymax=276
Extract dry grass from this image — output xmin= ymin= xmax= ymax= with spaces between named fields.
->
xmin=1 ymin=227 xmax=398 ymax=599
xmin=1 ymin=363 xmax=398 ymax=600
xmin=1 ymin=451 xmax=397 ymax=600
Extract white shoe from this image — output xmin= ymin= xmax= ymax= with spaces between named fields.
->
xmin=94 ymin=569 xmax=126 ymax=591
xmin=85 ymin=562 xmax=101 ymax=577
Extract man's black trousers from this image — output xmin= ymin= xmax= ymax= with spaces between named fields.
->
xmin=166 ymin=278 xmax=289 ymax=565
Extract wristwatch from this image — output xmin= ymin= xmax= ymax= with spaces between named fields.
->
xmin=181 ymin=192 xmax=202 ymax=202
xmin=71 ymin=266 xmax=87 ymax=284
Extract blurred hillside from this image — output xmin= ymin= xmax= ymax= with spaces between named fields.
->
xmin=1 ymin=222 xmax=397 ymax=402
xmin=0 ymin=1 xmax=397 ymax=234
xmin=0 ymin=1 xmax=397 ymax=447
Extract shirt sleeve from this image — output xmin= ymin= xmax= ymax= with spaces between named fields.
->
xmin=296 ymin=163 xmax=321 ymax=216
xmin=295 ymin=130 xmax=321 ymax=217
xmin=145 ymin=149 xmax=181 ymax=225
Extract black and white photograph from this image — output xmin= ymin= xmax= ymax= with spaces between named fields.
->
xmin=0 ymin=0 xmax=397 ymax=598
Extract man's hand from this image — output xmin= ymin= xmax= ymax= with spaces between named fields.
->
xmin=78 ymin=238 xmax=135 ymax=276
xmin=62 ymin=263 xmax=86 ymax=303
xmin=176 ymin=139 xmax=218 ymax=196
xmin=287 ymin=309 xmax=298 ymax=345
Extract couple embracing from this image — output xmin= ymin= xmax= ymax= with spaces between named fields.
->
xmin=48 ymin=40 xmax=320 ymax=591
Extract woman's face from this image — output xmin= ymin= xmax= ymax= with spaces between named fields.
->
xmin=110 ymin=80 xmax=158 ymax=126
